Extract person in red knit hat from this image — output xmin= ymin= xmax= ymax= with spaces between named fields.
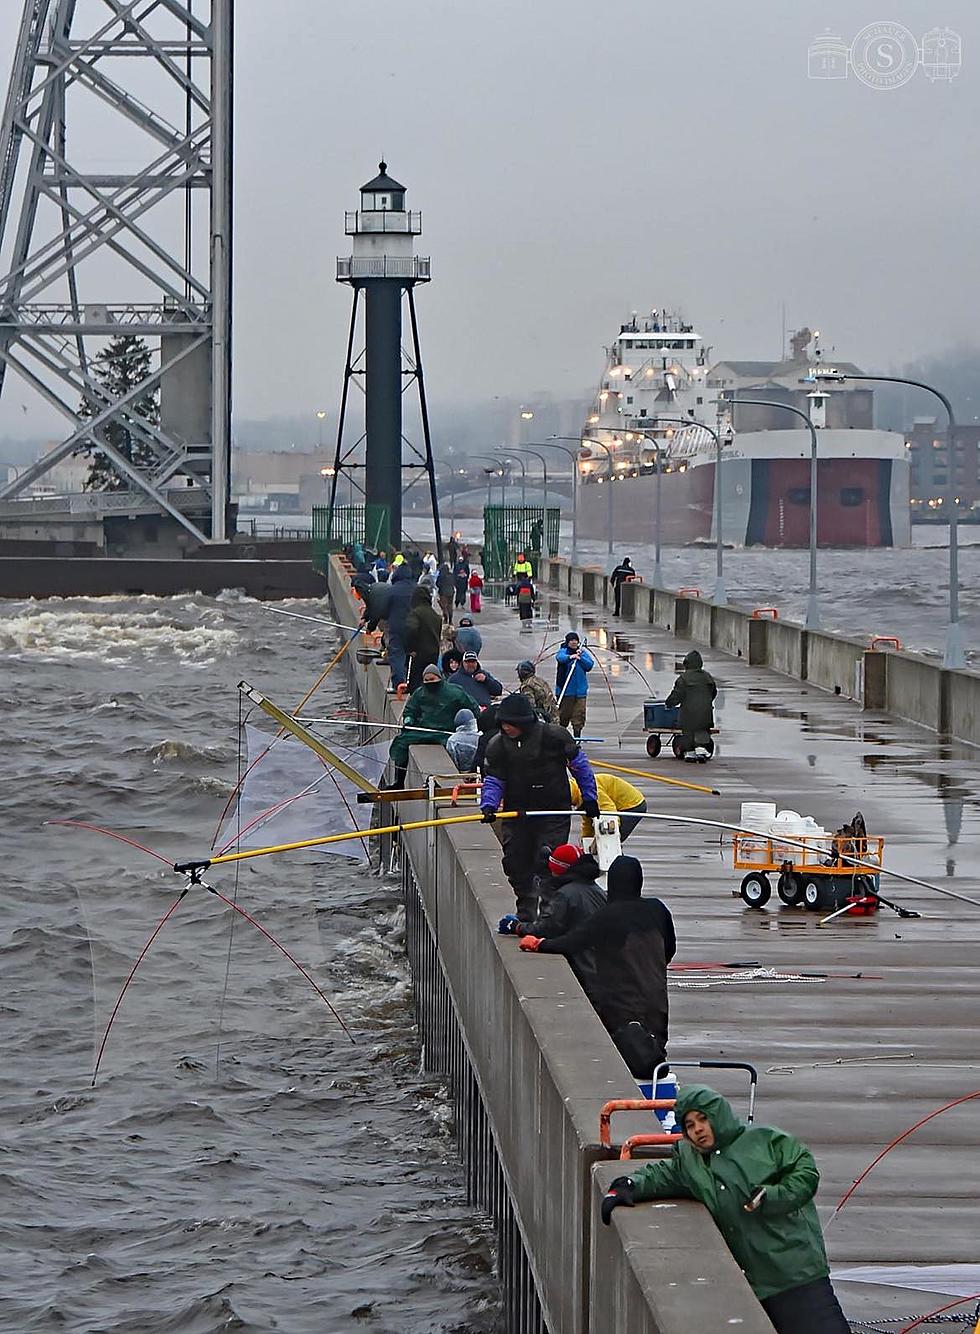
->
xmin=498 ymin=843 xmax=605 ymax=1003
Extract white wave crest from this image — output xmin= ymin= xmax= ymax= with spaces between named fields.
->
xmin=0 ymin=609 xmax=237 ymax=663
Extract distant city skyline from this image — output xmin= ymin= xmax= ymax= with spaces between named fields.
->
xmin=0 ymin=0 xmax=976 ymax=438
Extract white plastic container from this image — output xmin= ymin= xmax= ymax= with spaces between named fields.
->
xmin=769 ymin=810 xmax=807 ymax=860
xmin=738 ymin=802 xmax=776 ymax=863
xmin=740 ymin=801 xmax=776 ymax=829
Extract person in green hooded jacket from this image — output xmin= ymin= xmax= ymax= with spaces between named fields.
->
xmin=387 ymin=663 xmax=473 ymax=788
xmin=600 ymin=1085 xmax=849 ymax=1334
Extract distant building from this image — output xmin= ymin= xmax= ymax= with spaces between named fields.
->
xmin=905 ymin=417 xmax=980 ymax=520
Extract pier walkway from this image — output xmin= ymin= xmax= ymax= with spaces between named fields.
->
xmin=330 ymin=559 xmax=980 ymax=1332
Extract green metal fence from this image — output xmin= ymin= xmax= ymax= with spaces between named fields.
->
xmin=312 ymin=504 xmax=391 ymax=571
xmin=482 ymin=505 xmax=560 ymax=581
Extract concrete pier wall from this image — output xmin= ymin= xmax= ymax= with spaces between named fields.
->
xmin=541 ymin=558 xmax=980 ymax=747
xmin=325 ymin=556 xmax=769 ymax=1333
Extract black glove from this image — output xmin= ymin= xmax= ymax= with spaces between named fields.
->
xmin=600 ymin=1176 xmax=635 ymax=1225
xmin=481 ymin=807 xmax=496 ymax=824
xmin=582 ymin=798 xmax=602 ymax=819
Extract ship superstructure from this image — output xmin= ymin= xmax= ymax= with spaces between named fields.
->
xmin=577 ymin=319 xmax=910 ymax=548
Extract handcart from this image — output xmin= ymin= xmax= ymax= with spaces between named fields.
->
xmin=732 ymin=829 xmax=885 ymax=912
xmin=642 ymin=698 xmax=719 ymax=760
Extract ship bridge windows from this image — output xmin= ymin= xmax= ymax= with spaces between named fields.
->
xmin=840 ymin=487 xmax=866 ymax=507
xmin=788 ymin=486 xmax=811 ymax=505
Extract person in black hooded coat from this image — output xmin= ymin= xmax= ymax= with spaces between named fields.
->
xmin=513 ymin=845 xmax=606 ymax=1001
xmin=382 ymin=564 xmax=417 ymax=689
xmin=665 ymin=649 xmax=717 ymax=754
xmin=520 ymin=855 xmax=675 ymax=1075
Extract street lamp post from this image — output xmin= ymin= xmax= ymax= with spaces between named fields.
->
xmin=509 ymin=446 xmax=551 ymax=555
xmin=316 ymin=409 xmax=326 ymax=449
xmin=810 ymin=368 xmax=964 ymax=668
xmin=496 ymin=450 xmax=527 ymax=509
xmin=474 ymin=455 xmax=506 ymax=508
xmin=534 ymin=440 xmax=579 ymax=565
xmin=654 ymin=417 xmax=730 ymax=603
xmin=727 ymin=392 xmax=821 ymax=629
xmin=587 ymin=439 xmax=615 ymax=556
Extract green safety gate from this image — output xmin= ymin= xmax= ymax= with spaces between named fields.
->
xmin=312 ymin=504 xmax=391 ymax=572
xmin=482 ymin=505 xmax=560 ymax=581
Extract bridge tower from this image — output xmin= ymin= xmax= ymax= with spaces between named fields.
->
xmin=0 ymin=0 xmax=233 ymax=545
xmin=332 ymin=163 xmax=442 ymax=558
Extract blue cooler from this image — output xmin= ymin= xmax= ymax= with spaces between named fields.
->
xmin=636 ymin=1069 xmax=678 ymax=1130
xmin=644 ymin=699 xmax=680 ymax=730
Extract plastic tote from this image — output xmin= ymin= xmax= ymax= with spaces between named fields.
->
xmin=644 ymin=699 xmax=680 ymax=729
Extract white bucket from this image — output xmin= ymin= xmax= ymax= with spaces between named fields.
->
xmin=769 ymin=810 xmax=807 ymax=860
xmin=740 ymin=801 xmax=776 ymax=828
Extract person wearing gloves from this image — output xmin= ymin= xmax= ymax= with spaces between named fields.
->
xmin=482 ymin=692 xmax=600 ymax=921
xmin=555 ymin=632 xmax=594 ymax=737
xmin=569 ymin=772 xmax=647 ymax=842
xmin=600 ymin=1086 xmax=849 ymax=1334
xmin=498 ymin=844 xmax=605 ymax=1000
xmin=665 ymin=648 xmax=718 ymax=760
xmin=445 ymin=708 xmax=479 ymax=772
xmin=450 ymin=653 xmax=504 ymax=710
xmin=516 ymin=658 xmax=559 ymax=723
xmin=387 ymin=664 xmax=473 ymax=788
xmin=520 ymin=854 xmax=674 ymax=1076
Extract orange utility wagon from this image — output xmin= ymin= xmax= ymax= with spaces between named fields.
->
xmin=732 ymin=829 xmax=885 ymax=912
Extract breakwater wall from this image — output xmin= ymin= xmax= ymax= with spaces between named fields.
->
xmin=0 ymin=556 xmax=324 ymax=600
xmin=325 ymin=557 xmax=771 ymax=1334
xmin=543 ymin=558 xmax=980 ymax=746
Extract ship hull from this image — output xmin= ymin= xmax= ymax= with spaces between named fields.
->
xmin=577 ymin=455 xmax=910 ymax=548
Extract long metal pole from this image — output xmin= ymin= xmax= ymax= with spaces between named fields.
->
xmin=655 ymin=447 xmax=663 ymax=588
xmin=654 ymin=418 xmax=725 ymax=603
xmin=539 ymin=438 xmax=583 ymax=563
xmin=730 ymin=394 xmax=820 ymax=628
xmin=816 ymin=373 xmax=961 ymax=668
xmin=210 ymin=0 xmax=234 ymax=542
xmin=581 ymin=439 xmax=614 ymax=556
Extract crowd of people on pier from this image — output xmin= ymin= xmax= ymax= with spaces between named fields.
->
xmin=347 ymin=542 xmax=847 ymax=1334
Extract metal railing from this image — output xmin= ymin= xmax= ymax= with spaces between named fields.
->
xmin=344 ymin=210 xmax=422 ymax=235
xmin=336 ymin=255 xmax=430 ymax=281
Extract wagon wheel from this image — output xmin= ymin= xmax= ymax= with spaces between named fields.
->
xmin=645 ymin=733 xmax=662 ymax=759
xmin=671 ymin=735 xmax=685 ymax=759
xmin=777 ymin=871 xmax=802 ymax=906
xmin=740 ymin=873 xmax=772 ymax=909
xmin=802 ymin=878 xmax=831 ymax=911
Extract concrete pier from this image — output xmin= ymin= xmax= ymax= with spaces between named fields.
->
xmin=327 ymin=558 xmax=980 ymax=1332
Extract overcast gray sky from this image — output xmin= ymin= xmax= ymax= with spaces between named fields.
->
xmin=0 ymin=0 xmax=977 ymax=431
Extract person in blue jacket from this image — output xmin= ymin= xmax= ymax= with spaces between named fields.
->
xmin=555 ymin=632 xmax=594 ymax=737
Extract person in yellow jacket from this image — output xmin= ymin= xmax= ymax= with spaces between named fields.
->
xmin=569 ymin=772 xmax=647 ymax=841
xmin=512 ymin=553 xmax=533 ymax=579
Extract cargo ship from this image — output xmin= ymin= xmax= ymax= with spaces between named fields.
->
xmin=575 ymin=315 xmax=910 ymax=547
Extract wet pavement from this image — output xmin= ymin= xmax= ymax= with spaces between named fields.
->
xmin=467 ymin=592 xmax=980 ymax=1331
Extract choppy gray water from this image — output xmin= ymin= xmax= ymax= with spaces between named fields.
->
xmin=0 ymin=593 xmax=499 ymax=1333
xmin=577 ymin=526 xmax=980 ymax=661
